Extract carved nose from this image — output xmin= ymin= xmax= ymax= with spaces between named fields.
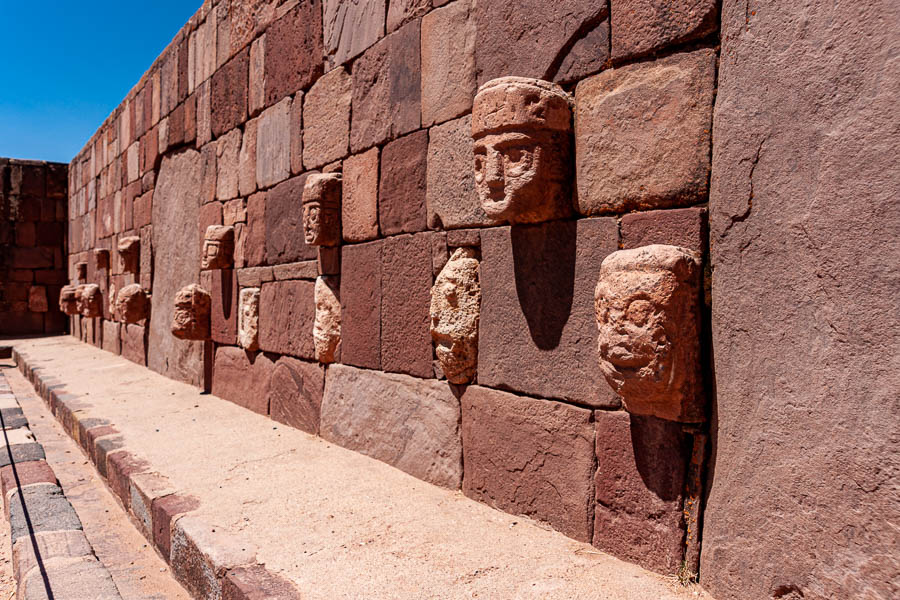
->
xmin=485 ymin=151 xmax=504 ymax=188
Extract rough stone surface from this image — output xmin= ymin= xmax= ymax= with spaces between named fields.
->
xmin=420 ymin=1 xmax=476 ymax=126
xmin=378 ymin=130 xmax=428 ymax=235
xmin=12 ymin=530 xmax=93 ymax=584
xmin=610 ymin=0 xmax=717 ymax=61
xmin=461 ymin=386 xmax=594 ymax=542
xmin=20 ymin=556 xmax=121 ymax=600
xmin=259 ymin=279 xmax=316 ymax=359
xmin=238 ymin=118 xmax=258 ymax=197
xmin=426 ymin=115 xmax=487 ymax=229
xmin=431 ymin=247 xmax=480 ymax=384
xmin=313 ymin=276 xmax=340 ymax=364
xmin=202 ymin=225 xmax=236 ymax=270
xmin=575 ymin=49 xmax=716 ymax=215
xmin=320 ymin=364 xmax=462 ymax=488
xmin=211 ymin=346 xmax=275 ymax=415
xmin=171 ymin=284 xmax=211 ymax=341
xmin=115 ymin=283 xmax=150 ymax=323
xmin=269 ymin=356 xmax=325 ymax=435
xmin=79 ymin=283 xmax=103 ymax=318
xmin=302 ymin=67 xmax=351 ymax=169
xmin=0 ymin=460 xmax=56 ymax=500
xmin=701 ymin=3 xmax=900 ymax=600
xmin=222 ymin=565 xmax=301 ymax=600
xmin=27 ymin=286 xmax=48 ymax=312
xmin=118 ymin=235 xmax=141 ymax=273
xmin=265 ymin=173 xmax=317 ymax=264
xmin=211 ymin=47 xmax=249 ymax=138
xmin=301 ymin=173 xmax=343 ymax=247
xmin=148 ymin=150 xmax=204 ymax=385
xmin=323 ymin=0 xmax=386 ymax=67
xmin=593 ymin=410 xmax=691 ymax=574
xmin=256 ymin=97 xmax=292 ymax=189
xmin=381 ymin=233 xmax=434 ymax=378
xmin=621 ymin=207 xmax=708 ymax=256
xmin=290 ymin=91 xmax=303 ymax=174
xmin=341 ymin=148 xmax=379 ymax=242
xmin=387 ymin=0 xmax=431 ymax=33
xmin=237 ymin=287 xmax=260 ymax=351
xmin=350 ymin=20 xmax=421 ymax=151
xmin=216 ymin=128 xmax=243 ymax=202
xmin=264 ymin=1 xmax=323 ymax=105
xmin=9 ymin=484 xmax=82 ymax=543
xmin=121 ymin=324 xmax=146 ymax=365
xmin=339 ymin=240 xmax=382 ymax=369
xmin=202 ymin=269 xmax=238 ymax=345
xmin=478 ymin=218 xmax=620 ymax=407
xmin=171 ymin=516 xmax=257 ymax=600
xmin=151 ymin=494 xmax=199 ymax=560
xmin=107 ymin=450 xmax=150 ymax=510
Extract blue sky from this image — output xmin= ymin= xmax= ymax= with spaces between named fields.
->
xmin=0 ymin=1 xmax=200 ymax=163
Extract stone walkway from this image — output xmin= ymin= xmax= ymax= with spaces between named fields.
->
xmin=6 ymin=335 xmax=713 ymax=599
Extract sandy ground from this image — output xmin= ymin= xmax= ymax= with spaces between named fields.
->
xmin=5 ymin=336 xmax=714 ymax=600
xmin=0 ymin=516 xmax=15 ymax=599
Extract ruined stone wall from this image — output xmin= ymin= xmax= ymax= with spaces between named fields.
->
xmin=0 ymin=159 xmax=68 ymax=335
xmin=64 ymin=0 xmax=721 ymax=578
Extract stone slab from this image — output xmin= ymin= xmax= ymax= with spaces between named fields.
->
xmin=339 ymin=241 xmax=382 ymax=369
xmin=258 ymin=279 xmax=316 ymax=360
xmin=269 ymin=356 xmax=325 ymax=436
xmin=9 ymin=483 xmax=82 ymax=543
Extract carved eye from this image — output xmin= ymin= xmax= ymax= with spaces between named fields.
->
xmin=626 ymin=299 xmax=653 ymax=326
xmin=504 ymin=147 xmax=523 ymax=164
xmin=473 ymin=152 xmax=485 ymax=183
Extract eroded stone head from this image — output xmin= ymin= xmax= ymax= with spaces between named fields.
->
xmin=79 ymin=284 xmax=103 ymax=318
xmin=59 ymin=285 xmax=79 ymax=316
xmin=118 ymin=236 xmax=141 ymax=273
xmin=472 ymin=77 xmax=573 ymax=225
xmin=313 ymin=276 xmax=341 ymax=363
xmin=201 ymin=226 xmax=235 ymax=270
xmin=171 ymin=284 xmax=211 ymax=340
xmin=595 ymin=244 xmax=703 ymax=422
xmin=116 ymin=284 xmax=150 ymax=324
xmin=302 ymin=173 xmax=342 ymax=247
xmin=238 ymin=287 xmax=260 ymax=351
xmin=430 ymin=247 xmax=481 ymax=384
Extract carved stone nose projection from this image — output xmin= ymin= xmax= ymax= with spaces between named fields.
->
xmin=302 ymin=173 xmax=342 ymax=247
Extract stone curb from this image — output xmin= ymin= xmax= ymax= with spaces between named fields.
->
xmin=0 ymin=367 xmax=123 ymax=600
xmin=11 ymin=347 xmax=302 ymax=600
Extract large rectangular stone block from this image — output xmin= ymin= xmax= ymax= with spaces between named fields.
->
xmin=478 ymin=218 xmax=620 ymax=407
xmin=610 ymin=0 xmax=717 ymax=61
xmin=421 ymin=1 xmax=476 ymax=126
xmin=200 ymin=269 xmax=238 ymax=345
xmin=302 ymin=66 xmax=351 ymax=169
xmin=378 ymin=130 xmax=428 ymax=235
xmin=211 ymin=346 xmax=276 ymax=415
xmin=264 ymin=1 xmax=323 ymax=105
xmin=269 ymin=356 xmax=325 ymax=436
xmin=323 ymin=0 xmax=385 ymax=67
xmin=265 ymin=173 xmax=316 ymax=264
xmin=461 ymin=386 xmax=595 ymax=542
xmin=211 ymin=46 xmax=249 ymax=138
xmin=341 ymin=148 xmax=379 ymax=242
xmin=425 ymin=115 xmax=486 ymax=229
xmin=339 ymin=240 xmax=382 ymax=369
xmin=320 ymin=364 xmax=462 ymax=488
xmin=258 ymin=279 xmax=316 ymax=360
xmin=256 ymin=97 xmax=292 ymax=189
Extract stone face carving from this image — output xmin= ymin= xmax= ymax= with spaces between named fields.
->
xmin=313 ymin=276 xmax=341 ymax=363
xmin=171 ymin=284 xmax=211 ymax=340
xmin=116 ymin=284 xmax=150 ymax=324
xmin=75 ymin=262 xmax=87 ymax=281
xmin=471 ymin=76 xmax=573 ymax=225
xmin=594 ymin=244 xmax=703 ymax=422
xmin=94 ymin=248 xmax=110 ymax=270
xmin=109 ymin=281 xmax=118 ymax=318
xmin=430 ymin=247 xmax=481 ymax=384
xmin=79 ymin=284 xmax=103 ymax=318
xmin=201 ymin=225 xmax=235 ymax=270
xmin=302 ymin=173 xmax=342 ymax=247
xmin=238 ymin=287 xmax=260 ymax=351
xmin=59 ymin=285 xmax=79 ymax=316
xmin=118 ymin=236 xmax=141 ymax=273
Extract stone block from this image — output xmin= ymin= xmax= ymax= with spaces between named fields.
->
xmin=264 ymin=1 xmax=323 ymax=105
xmin=129 ymin=471 xmax=175 ymax=539
xmin=575 ymin=49 xmax=716 ymax=215
xmin=121 ymin=323 xmax=146 ymax=365
xmin=273 ymin=261 xmax=318 ymax=281
xmin=224 ymin=198 xmax=247 ymax=227
xmin=554 ymin=16 xmax=610 ymax=85
xmin=478 ymin=218 xmax=620 ymax=407
xmin=339 ymin=240 xmax=382 ymax=369
xmin=242 ymin=191 xmax=267 ymax=267
xmin=9 ymin=484 xmax=82 ymax=543
xmin=387 ymin=0 xmax=431 ymax=33
xmin=151 ymin=493 xmax=199 ymax=560
xmin=0 ymin=442 xmax=44 ymax=468
xmin=265 ymin=173 xmax=317 ymax=264
xmin=200 ymin=269 xmax=238 ymax=345
xmin=257 ymin=277 xmax=316 ymax=359
xmin=290 ymin=90 xmax=303 ymax=175
xmin=379 ymin=130 xmax=428 ymax=235
xmin=0 ymin=460 xmax=56 ymax=502
xmin=381 ymin=233 xmax=434 ymax=377
xmin=620 ymin=207 xmax=708 ymax=256
xmin=216 ymin=128 xmax=243 ymax=201
xmin=239 ymin=118 xmax=258 ymax=197
xmin=12 ymin=530 xmax=92 ymax=583
xmin=249 ymin=34 xmax=266 ymax=116
xmin=222 ymin=565 xmax=302 ymax=600
xmin=350 ymin=19 xmax=421 ymax=151
xmin=200 ymin=142 xmax=218 ymax=204
xmin=171 ymin=516 xmax=257 ymax=600
xmin=421 ymin=1 xmax=476 ymax=126
xmin=426 ymin=115 xmax=487 ymax=229
xmin=323 ymin=0 xmax=385 ymax=67
xmin=256 ymin=97 xmax=292 ymax=189
xmin=27 ymin=285 xmax=48 ymax=312
xmin=610 ymin=0 xmax=717 ymax=61
xmin=106 ymin=450 xmax=149 ymax=510
xmin=102 ymin=320 xmax=121 ymax=354
xmin=320 ymin=364 xmax=462 ymax=488
xmin=19 ymin=556 xmax=121 ymax=600
xmin=474 ymin=0 xmax=609 ymax=85
xmin=341 ymin=148 xmax=379 ymax=242
xmin=303 ymin=67 xmax=351 ymax=169
xmin=212 ymin=347 xmax=276 ymax=415
xmin=269 ymin=357 xmax=325 ymax=435
xmin=593 ymin=410 xmax=691 ymax=573
xmin=461 ymin=386 xmax=595 ymax=542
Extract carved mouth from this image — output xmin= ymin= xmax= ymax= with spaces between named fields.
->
xmin=604 ymin=345 xmax=651 ymax=369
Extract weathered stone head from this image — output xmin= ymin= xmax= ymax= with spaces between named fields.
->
xmin=79 ymin=284 xmax=103 ymax=318
xmin=171 ymin=284 xmax=211 ymax=340
xmin=595 ymin=244 xmax=703 ymax=422
xmin=313 ymin=276 xmax=341 ymax=363
xmin=431 ymin=247 xmax=481 ymax=384
xmin=116 ymin=284 xmax=150 ymax=324
xmin=472 ymin=77 xmax=573 ymax=224
xmin=201 ymin=225 xmax=235 ymax=270
xmin=59 ymin=285 xmax=79 ymax=316
xmin=118 ymin=236 xmax=141 ymax=273
xmin=94 ymin=248 xmax=110 ymax=270
xmin=302 ymin=173 xmax=342 ymax=247
xmin=75 ymin=262 xmax=88 ymax=281
xmin=238 ymin=287 xmax=260 ymax=351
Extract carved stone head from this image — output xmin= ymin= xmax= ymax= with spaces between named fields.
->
xmin=94 ymin=248 xmax=110 ymax=270
xmin=238 ymin=287 xmax=260 ymax=351
xmin=313 ymin=276 xmax=341 ymax=363
xmin=430 ymin=247 xmax=481 ymax=384
xmin=118 ymin=236 xmax=141 ymax=273
xmin=472 ymin=77 xmax=573 ymax=225
xmin=116 ymin=284 xmax=150 ymax=324
xmin=75 ymin=262 xmax=88 ymax=281
xmin=59 ymin=285 xmax=79 ymax=316
xmin=201 ymin=225 xmax=235 ymax=270
xmin=79 ymin=283 xmax=103 ymax=318
xmin=171 ymin=284 xmax=211 ymax=340
xmin=302 ymin=173 xmax=342 ymax=247
xmin=595 ymin=245 xmax=703 ymax=422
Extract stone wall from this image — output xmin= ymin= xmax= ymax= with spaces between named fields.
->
xmin=64 ymin=0 xmax=721 ymax=579
xmin=0 ymin=159 xmax=68 ymax=335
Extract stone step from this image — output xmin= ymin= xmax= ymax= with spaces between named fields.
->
xmin=7 ymin=336 xmax=711 ymax=599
